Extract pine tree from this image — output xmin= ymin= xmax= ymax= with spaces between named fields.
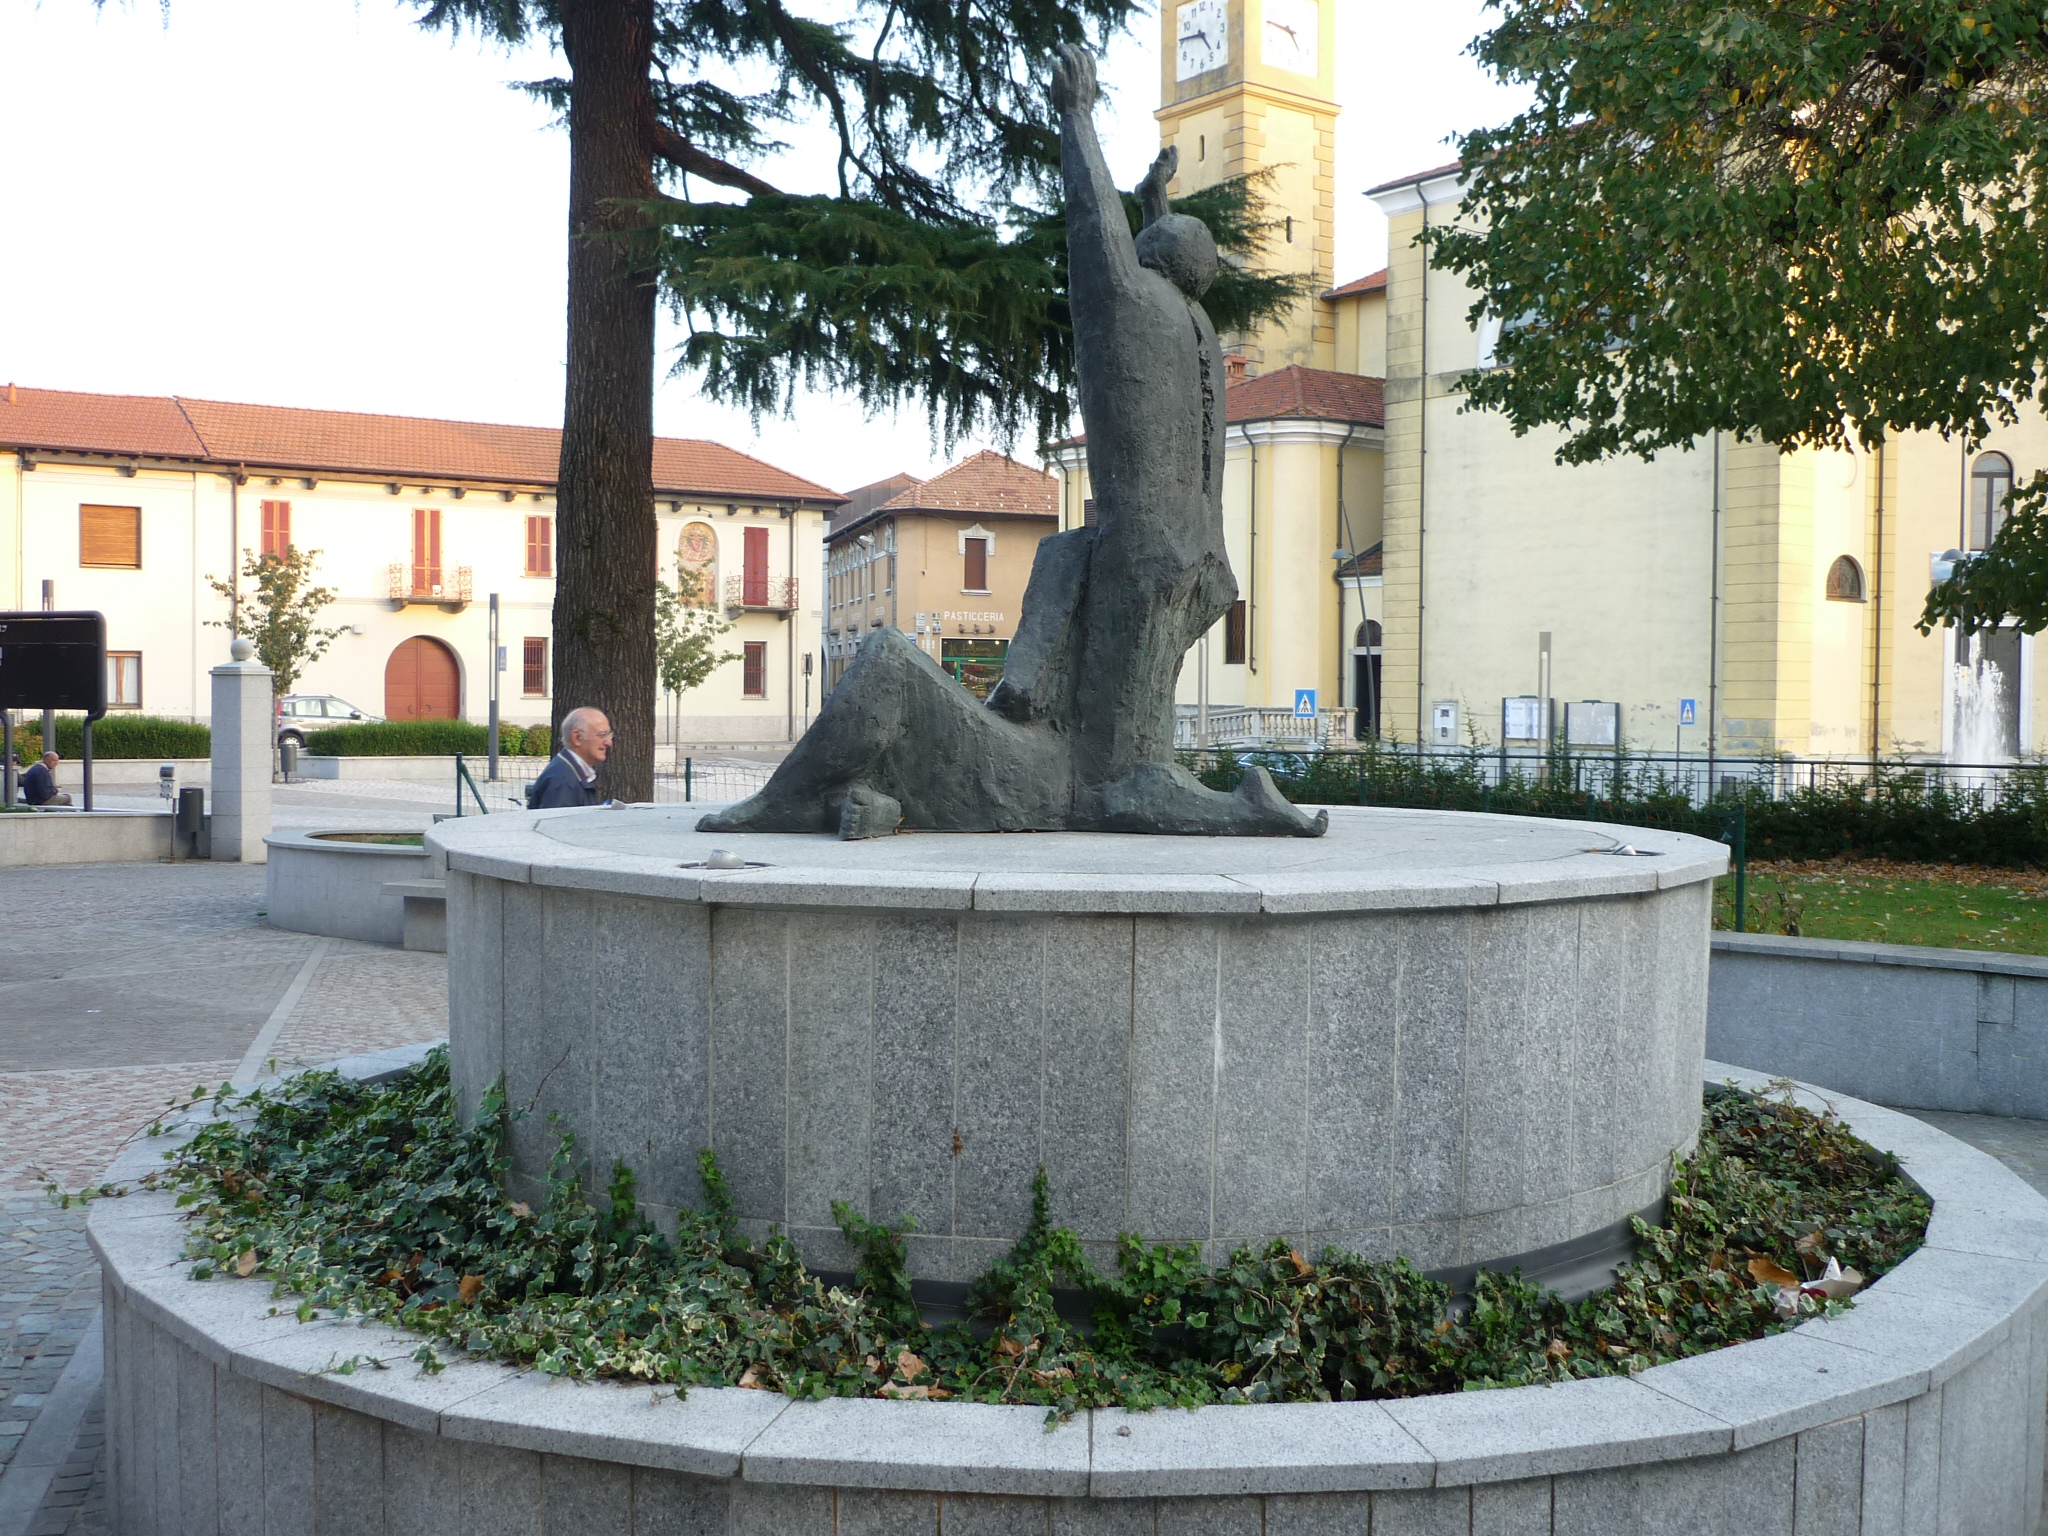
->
xmin=412 ymin=0 xmax=1308 ymax=796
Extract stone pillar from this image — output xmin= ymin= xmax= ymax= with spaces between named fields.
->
xmin=210 ymin=637 xmax=272 ymax=862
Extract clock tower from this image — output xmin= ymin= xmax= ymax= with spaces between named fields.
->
xmin=1158 ymin=0 xmax=1339 ymax=370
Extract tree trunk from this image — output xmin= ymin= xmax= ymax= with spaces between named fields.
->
xmin=554 ymin=0 xmax=658 ymax=800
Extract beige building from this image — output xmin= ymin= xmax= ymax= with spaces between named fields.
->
xmin=824 ymin=451 xmax=1057 ymax=696
xmin=0 ymin=386 xmax=841 ymax=744
xmin=1367 ymin=166 xmax=2046 ymax=760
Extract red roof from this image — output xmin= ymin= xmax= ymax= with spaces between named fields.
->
xmin=1227 ymin=366 xmax=1384 ymax=428
xmin=1323 ymin=269 xmax=1387 ymax=300
xmin=0 ymin=385 xmax=841 ymax=505
xmin=1366 ymin=159 xmax=1465 ymax=196
xmin=878 ymin=450 xmax=1055 ymax=518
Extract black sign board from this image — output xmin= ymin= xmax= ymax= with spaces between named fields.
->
xmin=0 ymin=612 xmax=108 ymax=717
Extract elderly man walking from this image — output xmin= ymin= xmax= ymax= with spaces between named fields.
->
xmin=525 ymin=708 xmax=612 ymax=809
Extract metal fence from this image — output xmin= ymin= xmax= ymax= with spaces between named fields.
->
xmin=451 ymin=754 xmax=775 ymax=816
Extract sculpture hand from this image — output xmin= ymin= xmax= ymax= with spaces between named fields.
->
xmin=1137 ymin=144 xmax=1178 ymax=228
xmin=1052 ymin=44 xmax=1098 ymax=115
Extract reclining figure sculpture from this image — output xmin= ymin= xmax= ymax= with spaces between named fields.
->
xmin=699 ymin=46 xmax=1327 ymax=840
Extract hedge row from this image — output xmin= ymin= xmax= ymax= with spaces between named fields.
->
xmin=302 ymin=720 xmax=550 ymax=757
xmin=1182 ymin=746 xmax=2048 ymax=869
xmin=11 ymin=714 xmax=212 ymax=760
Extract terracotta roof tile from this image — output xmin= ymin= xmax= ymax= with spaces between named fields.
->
xmin=1227 ymin=366 xmax=1384 ymax=427
xmin=0 ymin=386 xmax=207 ymax=459
xmin=878 ymin=450 xmax=1055 ymax=518
xmin=1322 ymin=269 xmax=1387 ymax=300
xmin=1366 ymin=159 xmax=1465 ymax=195
xmin=1336 ymin=542 xmax=1383 ymax=579
xmin=0 ymin=385 xmax=841 ymax=504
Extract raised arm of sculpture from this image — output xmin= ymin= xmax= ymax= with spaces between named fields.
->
xmin=1052 ymin=47 xmax=1143 ymax=319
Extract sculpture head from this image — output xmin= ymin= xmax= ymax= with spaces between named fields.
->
xmin=1136 ymin=212 xmax=1218 ymax=301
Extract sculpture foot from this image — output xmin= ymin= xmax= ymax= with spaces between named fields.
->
xmin=837 ymin=785 xmax=903 ymax=840
xmin=1074 ymin=762 xmax=1328 ymax=837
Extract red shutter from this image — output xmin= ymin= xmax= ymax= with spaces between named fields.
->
xmin=523 ymin=637 xmax=548 ymax=695
xmin=743 ymin=525 xmax=769 ymax=606
xmin=413 ymin=508 xmax=442 ymax=593
xmin=742 ymin=641 xmax=767 ymax=697
xmin=964 ymin=537 xmax=988 ymax=591
xmin=526 ymin=516 xmax=552 ymax=576
xmin=261 ymin=500 xmax=291 ymax=559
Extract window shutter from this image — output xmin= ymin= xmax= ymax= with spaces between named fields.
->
xmin=261 ymin=500 xmax=291 ymax=559
xmin=742 ymin=641 xmax=767 ymax=697
xmin=80 ymin=505 xmax=142 ymax=568
xmin=526 ymin=516 xmax=552 ymax=577
xmin=413 ymin=508 xmax=442 ymax=592
xmin=523 ymin=637 xmax=548 ymax=695
xmin=743 ymin=526 xmax=769 ymax=605
xmin=964 ymin=537 xmax=988 ymax=591
xmin=1224 ymin=600 xmax=1247 ymax=665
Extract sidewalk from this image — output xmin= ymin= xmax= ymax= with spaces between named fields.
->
xmin=0 ymin=860 xmax=447 ymax=1535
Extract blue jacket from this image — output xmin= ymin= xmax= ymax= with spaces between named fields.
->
xmin=20 ymin=761 xmax=56 ymax=806
xmin=526 ymin=752 xmax=600 ymax=810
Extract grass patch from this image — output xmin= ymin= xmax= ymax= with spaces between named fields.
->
xmin=1717 ymin=860 xmax=2048 ymax=955
xmin=144 ymin=1051 xmax=1926 ymax=1411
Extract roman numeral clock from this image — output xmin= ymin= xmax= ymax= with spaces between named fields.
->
xmin=1158 ymin=0 xmax=1338 ymax=369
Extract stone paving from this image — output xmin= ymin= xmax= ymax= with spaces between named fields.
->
xmin=0 ymin=859 xmax=447 ymax=1535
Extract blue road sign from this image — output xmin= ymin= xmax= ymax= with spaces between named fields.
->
xmin=1679 ymin=698 xmax=1697 ymax=726
xmin=1294 ymin=689 xmax=1318 ymax=718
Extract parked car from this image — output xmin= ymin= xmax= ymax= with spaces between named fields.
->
xmin=276 ymin=695 xmax=380 ymax=749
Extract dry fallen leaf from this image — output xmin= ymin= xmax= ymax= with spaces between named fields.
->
xmin=737 ymin=1366 xmax=766 ymax=1390
xmin=993 ymin=1336 xmax=1026 ymax=1359
xmin=895 ymin=1349 xmax=927 ymax=1382
xmin=458 ymin=1275 xmax=483 ymax=1305
xmin=1748 ymin=1257 xmax=1800 ymax=1289
xmin=1289 ymin=1250 xmax=1312 ymax=1277
xmin=235 ymin=1249 xmax=259 ymax=1278
xmin=881 ymin=1382 xmax=932 ymax=1400
xmin=508 ymin=1201 xmax=532 ymax=1219
xmin=1545 ymin=1339 xmax=1571 ymax=1361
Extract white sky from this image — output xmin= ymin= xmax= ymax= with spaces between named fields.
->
xmin=0 ymin=0 xmax=1529 ymax=490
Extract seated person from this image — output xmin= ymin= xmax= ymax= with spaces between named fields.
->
xmin=21 ymin=751 xmax=71 ymax=807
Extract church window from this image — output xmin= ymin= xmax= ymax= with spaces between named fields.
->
xmin=1285 ymin=215 xmax=1295 ymax=244
xmin=1971 ymin=452 xmax=2015 ymax=550
xmin=1824 ymin=556 xmax=1865 ymax=603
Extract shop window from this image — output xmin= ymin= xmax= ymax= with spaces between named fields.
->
xmin=1825 ymin=555 xmax=1865 ymax=602
xmin=742 ymin=641 xmax=768 ymax=698
xmin=1972 ymin=452 xmax=2015 ymax=550
xmin=1223 ymin=600 xmax=1247 ymax=665
xmin=260 ymin=499 xmax=291 ymax=559
xmin=522 ymin=637 xmax=549 ymax=696
xmin=963 ymin=537 xmax=989 ymax=592
xmin=108 ymin=651 xmax=142 ymax=708
xmin=525 ymin=516 xmax=553 ymax=577
xmin=80 ymin=505 xmax=141 ymax=569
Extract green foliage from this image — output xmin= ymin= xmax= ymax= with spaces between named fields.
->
xmin=1921 ymin=475 xmax=2048 ymax=637
xmin=522 ymin=723 xmax=552 ymax=759
xmin=303 ymin=721 xmax=493 ymax=757
xmin=649 ymin=174 xmax=1315 ymax=447
xmin=1183 ymin=744 xmax=2048 ymax=868
xmin=206 ymin=549 xmax=346 ymax=698
xmin=13 ymin=714 xmax=210 ymax=761
xmin=159 ymin=1052 xmax=1925 ymax=1411
xmin=655 ymin=564 xmax=738 ymax=701
xmin=1433 ymin=0 xmax=2048 ymax=465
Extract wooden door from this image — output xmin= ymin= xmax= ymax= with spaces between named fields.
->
xmin=385 ymin=636 xmax=460 ymax=721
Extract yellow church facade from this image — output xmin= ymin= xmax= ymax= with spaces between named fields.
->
xmin=1369 ymin=167 xmax=2046 ymax=761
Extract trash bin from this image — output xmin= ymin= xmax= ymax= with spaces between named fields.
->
xmin=279 ymin=738 xmax=298 ymax=782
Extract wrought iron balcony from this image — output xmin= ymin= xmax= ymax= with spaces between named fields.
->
xmin=723 ymin=574 xmax=799 ymax=613
xmin=388 ymin=563 xmax=474 ymax=611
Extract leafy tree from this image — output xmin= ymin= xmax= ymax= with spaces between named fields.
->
xmin=1424 ymin=1 xmax=2048 ymax=637
xmin=206 ymin=549 xmax=347 ymax=700
xmin=655 ymin=563 xmax=739 ymax=735
xmin=411 ymin=0 xmax=1307 ymax=796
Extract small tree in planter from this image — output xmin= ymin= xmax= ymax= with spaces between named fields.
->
xmin=207 ymin=548 xmax=347 ymax=700
xmin=655 ymin=563 xmax=738 ymax=755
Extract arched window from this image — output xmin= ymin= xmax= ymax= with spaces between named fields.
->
xmin=1972 ymin=452 xmax=2015 ymax=550
xmin=1355 ymin=620 xmax=1383 ymax=650
xmin=1825 ymin=555 xmax=1865 ymax=602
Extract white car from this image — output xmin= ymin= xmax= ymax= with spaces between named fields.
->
xmin=276 ymin=694 xmax=380 ymax=749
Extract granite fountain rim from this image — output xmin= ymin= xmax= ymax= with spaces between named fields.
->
xmin=426 ymin=803 xmax=1729 ymax=917
xmin=87 ymin=1046 xmax=2048 ymax=1498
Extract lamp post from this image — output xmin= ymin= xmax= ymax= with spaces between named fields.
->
xmin=487 ymin=592 xmax=501 ymax=781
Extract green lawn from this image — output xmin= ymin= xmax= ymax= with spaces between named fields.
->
xmin=1716 ymin=861 xmax=2048 ymax=955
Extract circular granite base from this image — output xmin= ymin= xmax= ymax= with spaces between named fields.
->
xmin=431 ymin=806 xmax=1725 ymax=1283
xmin=88 ymin=1050 xmax=2048 ymax=1536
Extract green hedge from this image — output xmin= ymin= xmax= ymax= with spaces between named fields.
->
xmin=1181 ymin=745 xmax=2048 ymax=868
xmin=303 ymin=720 xmax=493 ymax=756
xmin=13 ymin=714 xmax=211 ymax=760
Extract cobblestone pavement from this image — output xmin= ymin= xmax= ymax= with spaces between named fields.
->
xmin=0 ymin=860 xmax=446 ymax=1535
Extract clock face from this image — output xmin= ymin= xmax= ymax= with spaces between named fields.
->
xmin=1175 ymin=0 xmax=1228 ymax=82
xmin=1261 ymin=0 xmax=1318 ymax=76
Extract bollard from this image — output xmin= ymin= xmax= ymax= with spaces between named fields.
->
xmin=176 ymin=785 xmax=205 ymax=861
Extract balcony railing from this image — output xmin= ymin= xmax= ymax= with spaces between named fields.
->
xmin=388 ymin=563 xmax=474 ymax=610
xmin=724 ymin=574 xmax=798 ymax=612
